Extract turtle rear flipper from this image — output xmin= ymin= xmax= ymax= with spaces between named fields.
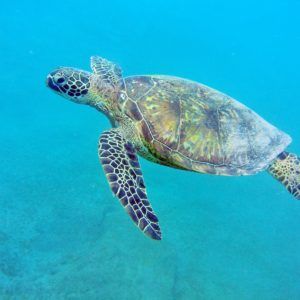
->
xmin=268 ymin=152 xmax=300 ymax=199
xmin=98 ymin=128 xmax=162 ymax=240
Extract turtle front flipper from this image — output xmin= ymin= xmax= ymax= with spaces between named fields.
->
xmin=98 ymin=128 xmax=162 ymax=240
xmin=90 ymin=56 xmax=123 ymax=89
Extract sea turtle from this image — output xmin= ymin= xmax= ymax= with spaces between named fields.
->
xmin=46 ymin=56 xmax=300 ymax=240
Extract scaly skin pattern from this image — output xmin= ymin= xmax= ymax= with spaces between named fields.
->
xmin=268 ymin=152 xmax=300 ymax=199
xmin=119 ymin=75 xmax=292 ymax=176
xmin=47 ymin=68 xmax=91 ymax=100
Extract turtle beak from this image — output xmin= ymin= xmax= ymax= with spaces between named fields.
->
xmin=46 ymin=74 xmax=60 ymax=92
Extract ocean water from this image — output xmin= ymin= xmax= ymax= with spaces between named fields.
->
xmin=1 ymin=0 xmax=300 ymax=299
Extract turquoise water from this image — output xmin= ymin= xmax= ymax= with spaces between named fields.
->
xmin=1 ymin=0 xmax=300 ymax=299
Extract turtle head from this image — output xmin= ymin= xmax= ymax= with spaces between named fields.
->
xmin=46 ymin=67 xmax=92 ymax=104
xmin=47 ymin=57 xmax=124 ymax=119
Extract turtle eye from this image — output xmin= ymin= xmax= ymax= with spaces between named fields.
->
xmin=57 ymin=77 xmax=65 ymax=84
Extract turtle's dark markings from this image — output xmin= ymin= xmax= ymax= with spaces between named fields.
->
xmin=57 ymin=77 xmax=65 ymax=84
xmin=48 ymin=69 xmax=93 ymax=101
xmin=98 ymin=128 xmax=161 ymax=240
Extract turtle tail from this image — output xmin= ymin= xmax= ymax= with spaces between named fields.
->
xmin=268 ymin=151 xmax=300 ymax=199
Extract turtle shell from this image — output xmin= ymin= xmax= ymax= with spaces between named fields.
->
xmin=121 ymin=75 xmax=291 ymax=175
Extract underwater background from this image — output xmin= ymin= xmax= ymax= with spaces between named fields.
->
xmin=1 ymin=0 xmax=300 ymax=299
